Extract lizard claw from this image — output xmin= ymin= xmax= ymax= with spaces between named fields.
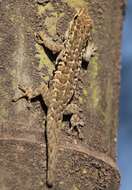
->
xmin=12 ymin=85 xmax=26 ymax=102
xmin=12 ymin=84 xmax=32 ymax=102
xmin=34 ymin=32 xmax=44 ymax=45
xmin=69 ymin=124 xmax=84 ymax=140
xmin=17 ymin=84 xmax=27 ymax=93
xmin=67 ymin=124 xmax=84 ymax=140
xmin=18 ymin=84 xmax=33 ymax=98
xmin=66 ymin=115 xmax=84 ymax=140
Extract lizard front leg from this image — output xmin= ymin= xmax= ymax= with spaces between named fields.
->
xmin=35 ymin=31 xmax=64 ymax=54
xmin=13 ymin=83 xmax=49 ymax=106
xmin=64 ymin=103 xmax=84 ymax=139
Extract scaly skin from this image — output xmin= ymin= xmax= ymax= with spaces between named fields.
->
xmin=46 ymin=8 xmax=93 ymax=186
xmin=13 ymin=8 xmax=95 ymax=187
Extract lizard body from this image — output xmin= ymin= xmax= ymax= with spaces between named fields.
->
xmin=46 ymin=9 xmax=94 ymax=186
xmin=13 ymin=8 xmax=95 ymax=187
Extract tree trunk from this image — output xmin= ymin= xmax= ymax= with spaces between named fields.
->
xmin=0 ymin=0 xmax=124 ymax=189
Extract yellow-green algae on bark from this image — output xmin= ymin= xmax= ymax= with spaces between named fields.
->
xmin=35 ymin=43 xmax=54 ymax=82
xmin=104 ymin=77 xmax=114 ymax=127
xmin=37 ymin=1 xmax=64 ymax=36
xmin=66 ymin=0 xmax=88 ymax=9
xmin=45 ymin=12 xmax=61 ymax=36
xmin=81 ymin=56 xmax=100 ymax=108
xmin=89 ymin=56 xmax=100 ymax=109
xmin=37 ymin=2 xmax=53 ymax=15
xmin=71 ymin=184 xmax=80 ymax=190
xmin=35 ymin=0 xmax=90 ymax=82
xmin=36 ymin=3 xmax=64 ymax=79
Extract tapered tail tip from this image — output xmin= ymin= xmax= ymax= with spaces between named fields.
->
xmin=46 ymin=180 xmax=53 ymax=188
xmin=46 ymin=174 xmax=53 ymax=188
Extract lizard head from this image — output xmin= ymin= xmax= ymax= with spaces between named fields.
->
xmin=75 ymin=8 xmax=93 ymax=31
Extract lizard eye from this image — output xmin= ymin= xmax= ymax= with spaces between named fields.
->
xmin=74 ymin=14 xmax=78 ymax=20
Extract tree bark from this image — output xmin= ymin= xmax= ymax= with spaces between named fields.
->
xmin=0 ymin=0 xmax=124 ymax=189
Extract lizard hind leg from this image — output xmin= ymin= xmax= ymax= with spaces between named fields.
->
xmin=70 ymin=114 xmax=84 ymax=140
xmin=83 ymin=42 xmax=97 ymax=62
xmin=64 ymin=103 xmax=84 ymax=140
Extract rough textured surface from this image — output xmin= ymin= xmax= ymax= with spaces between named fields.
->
xmin=0 ymin=0 xmax=124 ymax=189
xmin=15 ymin=8 xmax=95 ymax=187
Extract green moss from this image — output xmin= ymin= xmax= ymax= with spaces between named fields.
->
xmin=37 ymin=3 xmax=63 ymax=36
xmin=0 ymin=105 xmax=8 ymax=121
xmin=60 ymin=123 xmax=66 ymax=129
xmin=90 ymin=56 xmax=98 ymax=78
xmin=66 ymin=0 xmax=87 ymax=9
xmin=79 ymin=96 xmax=83 ymax=104
xmin=88 ymin=55 xmax=100 ymax=108
xmin=72 ymin=185 xmax=80 ymax=190
xmin=37 ymin=3 xmax=53 ymax=15
xmin=83 ymin=88 xmax=88 ymax=97
xmin=104 ymin=78 xmax=113 ymax=126
xmin=91 ymin=86 xmax=100 ymax=108
xmin=82 ymin=56 xmax=99 ymax=106
xmin=43 ymin=75 xmax=49 ymax=82
xmin=92 ymin=28 xmax=96 ymax=34
xmin=35 ymin=43 xmax=54 ymax=77
xmin=45 ymin=13 xmax=59 ymax=36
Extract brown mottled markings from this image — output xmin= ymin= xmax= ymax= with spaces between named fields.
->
xmin=45 ymin=8 xmax=93 ymax=187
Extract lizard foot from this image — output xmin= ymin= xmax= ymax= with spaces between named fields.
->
xmin=83 ymin=42 xmax=97 ymax=62
xmin=12 ymin=84 xmax=33 ymax=109
xmin=67 ymin=114 xmax=84 ymax=140
xmin=13 ymin=84 xmax=33 ymax=101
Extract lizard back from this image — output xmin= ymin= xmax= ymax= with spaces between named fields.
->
xmin=46 ymin=8 xmax=93 ymax=187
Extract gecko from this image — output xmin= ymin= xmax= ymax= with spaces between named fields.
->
xmin=13 ymin=8 xmax=96 ymax=187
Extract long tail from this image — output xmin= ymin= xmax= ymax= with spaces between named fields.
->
xmin=46 ymin=114 xmax=58 ymax=187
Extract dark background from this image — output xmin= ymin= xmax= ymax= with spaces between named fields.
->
xmin=118 ymin=0 xmax=132 ymax=189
